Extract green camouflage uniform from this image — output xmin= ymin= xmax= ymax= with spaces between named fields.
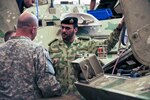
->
xmin=0 ymin=36 xmax=61 ymax=99
xmin=0 ymin=29 xmax=4 ymax=44
xmin=48 ymin=28 xmax=121 ymax=94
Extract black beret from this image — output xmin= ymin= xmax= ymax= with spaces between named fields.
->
xmin=61 ymin=17 xmax=78 ymax=27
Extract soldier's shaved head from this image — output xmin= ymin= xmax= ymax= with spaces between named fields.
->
xmin=17 ymin=11 xmax=38 ymax=28
xmin=16 ymin=11 xmax=38 ymax=40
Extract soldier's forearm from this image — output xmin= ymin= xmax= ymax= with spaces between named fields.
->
xmin=105 ymin=18 xmax=125 ymax=52
xmin=104 ymin=28 xmax=121 ymax=53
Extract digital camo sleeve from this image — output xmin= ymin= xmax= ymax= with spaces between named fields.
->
xmin=34 ymin=47 xmax=62 ymax=98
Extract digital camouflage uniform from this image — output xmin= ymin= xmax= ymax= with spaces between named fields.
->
xmin=0 ymin=36 xmax=61 ymax=100
xmin=48 ymin=28 xmax=121 ymax=94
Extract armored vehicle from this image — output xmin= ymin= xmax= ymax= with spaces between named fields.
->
xmin=71 ymin=0 xmax=150 ymax=100
xmin=0 ymin=0 xmax=143 ymax=100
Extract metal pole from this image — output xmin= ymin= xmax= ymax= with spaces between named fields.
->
xmin=78 ymin=0 xmax=80 ymax=4
xmin=50 ymin=0 xmax=54 ymax=8
xmin=36 ymin=0 xmax=39 ymax=19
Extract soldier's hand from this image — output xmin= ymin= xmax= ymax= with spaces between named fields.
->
xmin=53 ymin=58 xmax=59 ymax=64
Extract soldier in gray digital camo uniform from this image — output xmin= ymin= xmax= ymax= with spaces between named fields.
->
xmin=0 ymin=11 xmax=61 ymax=100
xmin=48 ymin=17 xmax=124 ymax=95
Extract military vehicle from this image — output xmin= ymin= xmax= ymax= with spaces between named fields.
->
xmin=0 ymin=0 xmax=136 ymax=100
xmin=71 ymin=0 xmax=150 ymax=100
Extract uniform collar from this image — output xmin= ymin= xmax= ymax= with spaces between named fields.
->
xmin=11 ymin=36 xmax=31 ymax=41
xmin=59 ymin=37 xmax=79 ymax=48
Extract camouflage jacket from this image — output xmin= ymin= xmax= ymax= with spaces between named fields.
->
xmin=48 ymin=28 xmax=121 ymax=94
xmin=0 ymin=36 xmax=61 ymax=100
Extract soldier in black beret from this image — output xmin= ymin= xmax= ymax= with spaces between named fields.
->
xmin=61 ymin=17 xmax=78 ymax=28
xmin=49 ymin=16 xmax=125 ymax=99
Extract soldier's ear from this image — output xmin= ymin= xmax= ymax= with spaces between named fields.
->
xmin=74 ymin=27 xmax=78 ymax=33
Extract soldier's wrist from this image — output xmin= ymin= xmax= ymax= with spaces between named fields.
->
xmin=116 ymin=27 xmax=122 ymax=31
xmin=116 ymin=21 xmax=125 ymax=31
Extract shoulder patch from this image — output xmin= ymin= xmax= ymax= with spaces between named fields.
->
xmin=48 ymin=38 xmax=59 ymax=46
